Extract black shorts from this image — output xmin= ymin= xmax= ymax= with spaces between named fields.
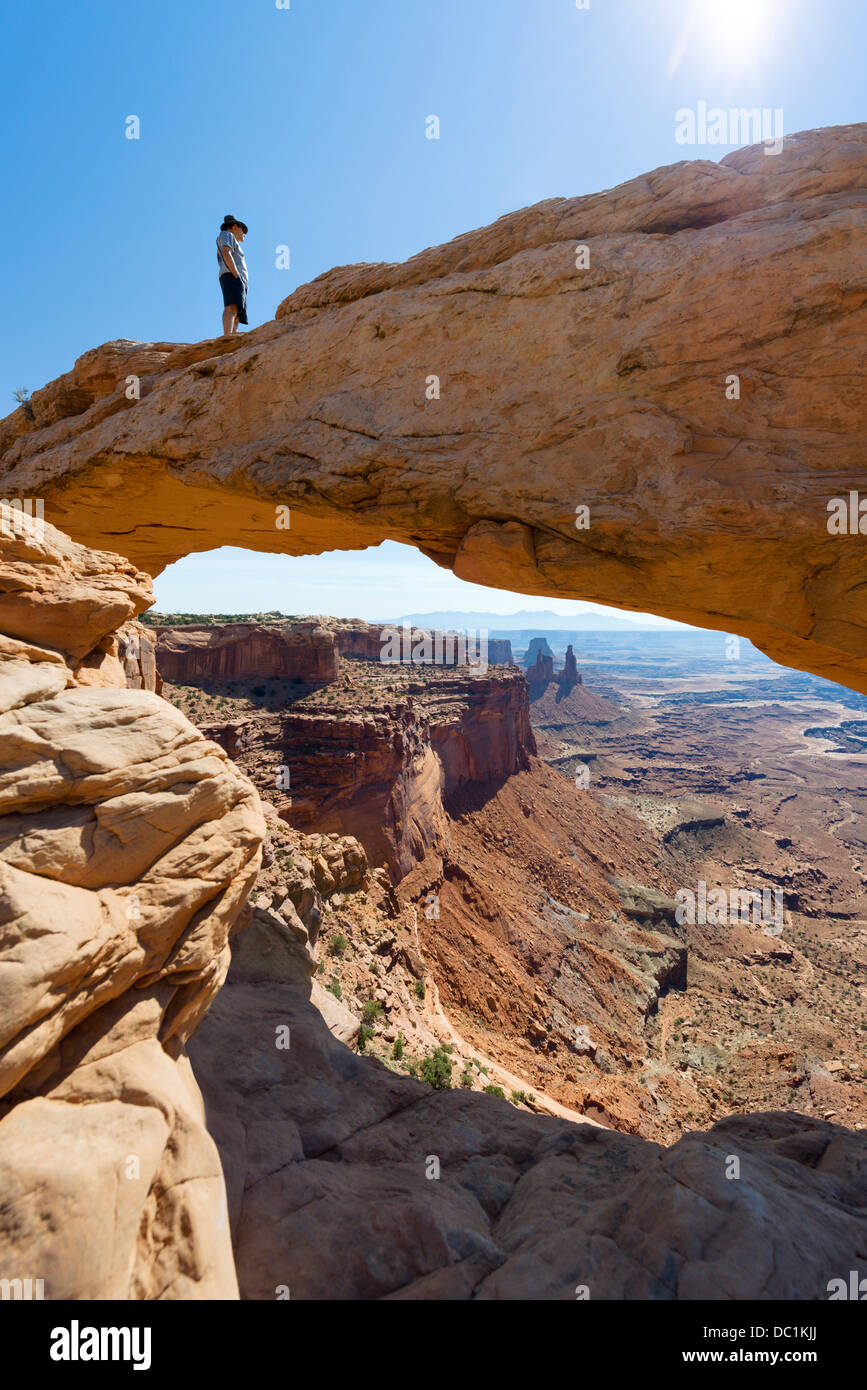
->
xmin=219 ymin=272 xmax=248 ymax=324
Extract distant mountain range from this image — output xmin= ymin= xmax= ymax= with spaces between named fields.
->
xmin=391 ymin=609 xmax=673 ymax=632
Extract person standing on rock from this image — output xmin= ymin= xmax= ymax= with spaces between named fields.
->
xmin=217 ymin=215 xmax=249 ymax=335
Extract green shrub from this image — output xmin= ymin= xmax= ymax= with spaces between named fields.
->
xmin=329 ymin=933 xmax=348 ymax=957
xmin=326 ymin=978 xmax=342 ymax=1001
xmin=406 ymin=1057 xmax=419 ymax=1078
xmin=420 ymin=1047 xmax=453 ymax=1091
xmin=414 ymin=979 xmax=425 ymax=1001
xmin=460 ymin=1067 xmax=474 ymax=1089
xmin=392 ymin=1034 xmax=404 ymax=1061
xmin=358 ymin=1023 xmax=374 ymax=1052
xmin=362 ymin=999 xmax=384 ymax=1023
xmin=482 ymin=1084 xmax=505 ymax=1099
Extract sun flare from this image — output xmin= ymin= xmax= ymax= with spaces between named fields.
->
xmin=695 ymin=0 xmax=774 ymax=64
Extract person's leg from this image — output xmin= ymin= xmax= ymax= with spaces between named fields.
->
xmin=222 ymin=305 xmax=238 ymax=335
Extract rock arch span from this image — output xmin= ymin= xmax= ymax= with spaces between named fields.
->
xmin=2 ymin=124 xmax=866 ymax=690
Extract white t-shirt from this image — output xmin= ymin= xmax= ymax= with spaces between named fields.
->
xmin=216 ymin=230 xmax=248 ymax=288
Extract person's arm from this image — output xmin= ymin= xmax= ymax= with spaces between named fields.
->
xmin=219 ymin=237 xmax=240 ymax=277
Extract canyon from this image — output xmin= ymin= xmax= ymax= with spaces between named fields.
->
xmin=1 ymin=125 xmax=866 ymax=1301
xmin=156 ymin=614 xmax=867 ymax=1143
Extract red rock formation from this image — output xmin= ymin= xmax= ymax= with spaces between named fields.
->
xmin=488 ymin=638 xmax=514 ymax=665
xmin=330 ymin=619 xmax=513 ymax=667
xmin=527 ymin=649 xmax=555 ymax=684
xmin=154 ymin=619 xmax=338 ymax=685
xmin=560 ymin=643 xmax=581 ymax=686
xmin=194 ymin=667 xmax=535 ymax=879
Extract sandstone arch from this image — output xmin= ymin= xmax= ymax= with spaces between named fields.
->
xmin=2 ymin=125 xmax=866 ymax=690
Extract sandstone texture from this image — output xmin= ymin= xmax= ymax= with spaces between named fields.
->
xmin=0 ymin=519 xmax=264 ymax=1298
xmin=2 ymin=126 xmax=865 ymax=689
xmin=154 ymin=619 xmax=339 ymax=686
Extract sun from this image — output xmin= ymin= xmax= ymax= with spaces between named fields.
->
xmin=695 ymin=0 xmax=775 ymax=64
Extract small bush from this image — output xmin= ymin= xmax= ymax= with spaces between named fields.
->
xmin=460 ymin=1068 xmax=474 ymax=1089
xmin=326 ymin=978 xmax=342 ymax=1001
xmin=414 ymin=979 xmax=426 ymax=1001
xmin=362 ymin=999 xmax=384 ymax=1023
xmin=329 ymin=933 xmax=348 ymax=957
xmin=358 ymin=1023 xmax=374 ymax=1052
xmin=420 ymin=1047 xmax=453 ymax=1091
xmin=392 ymin=1034 xmax=404 ymax=1061
xmin=482 ymin=1084 xmax=505 ymax=1099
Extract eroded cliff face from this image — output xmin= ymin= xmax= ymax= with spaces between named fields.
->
xmin=2 ymin=126 xmax=866 ymax=690
xmin=189 ymin=667 xmax=535 ymax=879
xmin=154 ymin=620 xmax=339 ymax=685
xmin=0 ymin=519 xmax=264 ymax=1298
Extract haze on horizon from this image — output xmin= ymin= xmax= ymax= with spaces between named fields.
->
xmin=151 ymin=540 xmax=695 ymax=630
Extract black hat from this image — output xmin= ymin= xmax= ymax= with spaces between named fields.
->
xmin=221 ymin=215 xmax=249 ymax=233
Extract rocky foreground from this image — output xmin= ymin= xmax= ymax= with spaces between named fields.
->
xmin=1 ymin=518 xmax=865 ymax=1299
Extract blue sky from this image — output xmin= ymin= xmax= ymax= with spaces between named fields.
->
xmin=2 ymin=0 xmax=862 ymax=619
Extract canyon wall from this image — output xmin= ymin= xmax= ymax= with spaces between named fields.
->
xmin=154 ymin=620 xmax=339 ymax=685
xmin=328 ymin=619 xmax=514 ymax=667
xmin=2 ymin=126 xmax=865 ymax=691
xmin=197 ymin=670 xmax=536 ymax=879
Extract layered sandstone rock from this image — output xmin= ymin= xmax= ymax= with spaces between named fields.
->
xmin=0 ymin=519 xmax=264 ymax=1298
xmin=154 ymin=619 xmax=339 ymax=685
xmin=328 ymin=618 xmax=514 ymax=667
xmin=2 ymin=126 xmax=865 ymax=690
xmin=192 ymin=667 xmax=535 ymax=879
